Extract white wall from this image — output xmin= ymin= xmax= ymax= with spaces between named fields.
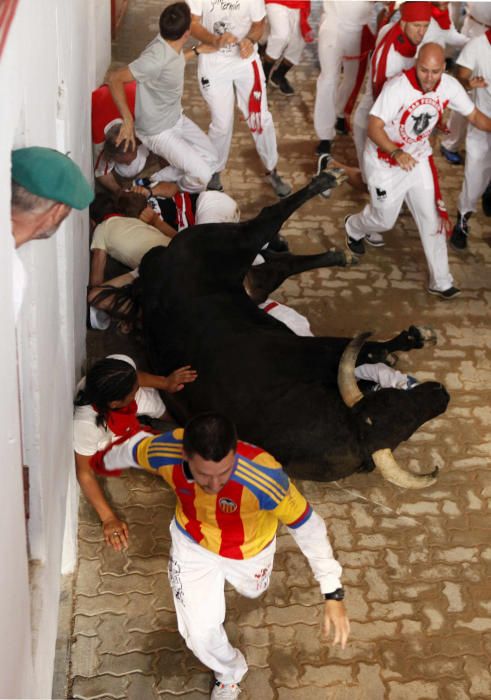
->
xmin=0 ymin=1 xmax=110 ymax=697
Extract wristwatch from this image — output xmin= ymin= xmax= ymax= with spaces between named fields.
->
xmin=323 ymin=587 xmax=345 ymax=601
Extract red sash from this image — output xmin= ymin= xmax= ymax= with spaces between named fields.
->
xmin=89 ymin=400 xmax=156 ymax=477
xmin=371 ymin=22 xmax=417 ymax=100
xmin=429 ymin=156 xmax=451 ymax=236
xmin=262 ymin=301 xmax=279 ymax=313
xmin=247 ymin=60 xmax=264 ymax=134
xmin=486 ymin=29 xmax=491 ymax=44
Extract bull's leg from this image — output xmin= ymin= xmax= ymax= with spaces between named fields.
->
xmin=245 ymin=249 xmax=353 ymax=304
xmin=240 ymin=171 xmax=342 ymax=254
xmin=357 ymin=326 xmax=437 ymax=365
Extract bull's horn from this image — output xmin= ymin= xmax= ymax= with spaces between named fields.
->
xmin=338 ymin=332 xmax=373 ymax=407
xmin=372 ymin=448 xmax=439 ymax=489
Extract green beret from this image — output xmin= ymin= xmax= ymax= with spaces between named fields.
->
xmin=11 ymin=147 xmax=94 ymax=210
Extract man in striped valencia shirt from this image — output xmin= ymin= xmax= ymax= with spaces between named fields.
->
xmin=102 ymin=412 xmax=350 ymax=699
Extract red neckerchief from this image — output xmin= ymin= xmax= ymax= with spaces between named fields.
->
xmin=265 ymin=1 xmax=312 ymax=41
xmin=343 ymin=25 xmax=376 ymax=130
xmin=89 ymin=400 xmax=156 ymax=477
xmin=403 ymin=66 xmax=442 ymax=93
xmin=173 ymin=192 xmax=195 ymax=229
xmin=431 ymin=4 xmax=451 ymax=30
xmin=102 ymin=213 xmax=123 ymax=222
xmin=372 ymin=22 xmax=417 ymax=100
xmin=486 ymin=29 xmax=491 ymax=44
xmin=247 ymin=60 xmax=263 ymax=134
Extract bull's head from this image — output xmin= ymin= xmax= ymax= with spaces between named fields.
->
xmin=338 ymin=333 xmax=449 ymax=489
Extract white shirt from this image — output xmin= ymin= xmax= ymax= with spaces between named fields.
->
xmin=187 ymin=0 xmax=265 ymax=58
xmin=73 ymin=355 xmax=165 ymax=456
xmin=368 ymin=71 xmax=475 ymax=162
xmin=456 ymin=33 xmax=491 ymax=117
xmin=421 ymin=16 xmax=469 ymax=50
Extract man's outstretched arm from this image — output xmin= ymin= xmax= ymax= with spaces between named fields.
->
xmin=106 ymin=66 xmax=137 ymax=151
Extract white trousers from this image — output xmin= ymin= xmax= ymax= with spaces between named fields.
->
xmin=458 ymin=124 xmax=491 ymax=215
xmin=198 ymin=53 xmax=278 ymax=173
xmin=347 ymin=155 xmax=454 ymax=292
xmin=314 ymin=16 xmax=365 ymax=141
xmin=168 ymin=520 xmax=275 ymax=684
xmin=265 ymin=4 xmax=305 ymax=64
xmin=137 ymin=114 xmax=218 ymax=193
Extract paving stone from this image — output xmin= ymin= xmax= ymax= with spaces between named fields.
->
xmin=125 ymin=673 xmax=160 ymax=700
xmin=70 ymin=635 xmax=101 ymax=677
xmin=71 ymin=673 xmax=127 ymax=699
xmin=387 ymin=680 xmax=439 ymax=699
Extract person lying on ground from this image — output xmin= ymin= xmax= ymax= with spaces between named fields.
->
xmin=74 ymin=354 xmax=197 ymax=550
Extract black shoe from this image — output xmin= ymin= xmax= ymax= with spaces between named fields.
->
xmin=207 ymin=172 xmax=223 ymax=192
xmin=450 ymin=211 xmax=470 ymax=251
xmin=345 ymin=215 xmax=365 ymax=255
xmin=270 ymin=71 xmax=294 ymax=95
xmin=315 ymin=140 xmax=331 ymax=156
xmin=427 ymin=286 xmax=461 ymax=299
xmin=335 ymin=117 xmax=348 ymax=135
xmin=482 ymin=180 xmax=491 ymax=217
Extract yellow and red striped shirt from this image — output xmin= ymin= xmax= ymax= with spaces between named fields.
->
xmin=134 ymin=428 xmax=312 ymax=559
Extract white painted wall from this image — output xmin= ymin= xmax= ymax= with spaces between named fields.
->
xmin=0 ymin=1 xmax=110 ymax=697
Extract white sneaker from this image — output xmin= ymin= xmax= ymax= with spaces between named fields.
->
xmin=89 ymin=306 xmax=111 ymax=331
xmin=365 ymin=231 xmax=385 ymax=247
xmin=211 ymin=680 xmax=241 ymax=699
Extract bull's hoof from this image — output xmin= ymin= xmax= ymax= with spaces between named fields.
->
xmin=410 ymin=325 xmax=437 ymax=346
xmin=310 ymin=169 xmax=347 ymax=196
xmin=343 ymin=250 xmax=360 ymax=266
xmin=384 ymin=352 xmax=399 ymax=367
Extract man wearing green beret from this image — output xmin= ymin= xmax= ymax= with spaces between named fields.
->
xmin=11 ymin=146 xmax=94 ymax=248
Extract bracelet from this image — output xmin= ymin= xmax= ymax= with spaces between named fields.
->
xmin=390 ymin=148 xmax=403 ymax=159
xmin=192 ymin=44 xmax=199 ymax=56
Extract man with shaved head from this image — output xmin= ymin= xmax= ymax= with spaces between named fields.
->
xmin=345 ymin=42 xmax=491 ymax=299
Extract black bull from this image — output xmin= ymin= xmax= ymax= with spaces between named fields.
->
xmin=137 ymin=173 xmax=450 ymax=488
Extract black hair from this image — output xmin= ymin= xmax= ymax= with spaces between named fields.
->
xmin=89 ymin=192 xmax=116 ymax=225
xmin=115 ymin=190 xmax=148 ymax=218
xmin=183 ymin=412 xmax=237 ymax=462
xmin=103 ymin=124 xmax=136 ymax=159
xmin=74 ymin=358 xmax=137 ymax=427
xmin=159 ymin=2 xmax=191 ymax=41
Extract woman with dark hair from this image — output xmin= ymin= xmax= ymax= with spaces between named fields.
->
xmin=73 ymin=354 xmax=196 ymax=550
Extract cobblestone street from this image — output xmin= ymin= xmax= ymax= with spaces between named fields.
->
xmin=67 ymin=2 xmax=491 ymax=698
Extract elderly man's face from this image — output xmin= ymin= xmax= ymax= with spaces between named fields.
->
xmin=33 ymin=203 xmax=72 ymax=240
xmin=402 ymin=20 xmax=430 ymax=46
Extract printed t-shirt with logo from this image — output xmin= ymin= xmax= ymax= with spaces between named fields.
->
xmin=187 ymin=0 xmax=266 ymax=58
xmin=368 ymin=69 xmax=475 ymax=164
xmin=133 ymin=428 xmax=313 ymax=560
